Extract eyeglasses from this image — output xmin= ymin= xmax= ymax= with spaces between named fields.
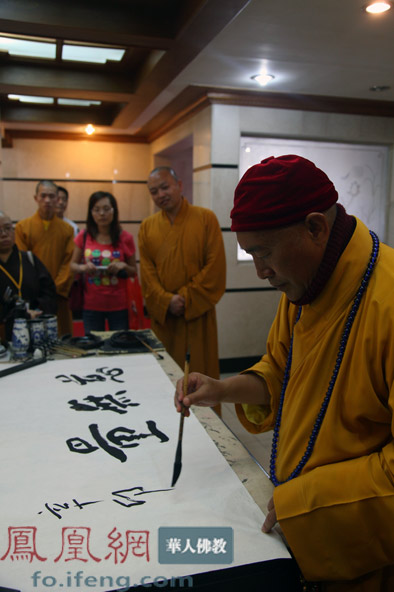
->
xmin=92 ymin=206 xmax=113 ymax=214
xmin=0 ymin=224 xmax=13 ymax=236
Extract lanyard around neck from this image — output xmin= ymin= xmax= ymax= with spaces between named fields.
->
xmin=0 ymin=250 xmax=23 ymax=297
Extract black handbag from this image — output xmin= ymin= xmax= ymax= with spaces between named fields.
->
xmin=69 ymin=274 xmax=84 ymax=312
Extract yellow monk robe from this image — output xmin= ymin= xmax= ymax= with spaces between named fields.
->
xmin=236 ymin=219 xmax=394 ymax=591
xmin=15 ymin=211 xmax=75 ymax=336
xmin=139 ymin=199 xmax=226 ymax=378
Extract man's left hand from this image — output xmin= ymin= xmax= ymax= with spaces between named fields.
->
xmin=262 ymin=496 xmax=277 ymax=533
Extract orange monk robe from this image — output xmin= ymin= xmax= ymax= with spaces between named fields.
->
xmin=15 ymin=212 xmax=75 ymax=336
xmin=236 ymin=219 xmax=394 ymax=591
xmin=139 ymin=199 xmax=226 ymax=378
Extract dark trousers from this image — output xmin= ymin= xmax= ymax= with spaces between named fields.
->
xmin=82 ymin=309 xmax=129 ymax=333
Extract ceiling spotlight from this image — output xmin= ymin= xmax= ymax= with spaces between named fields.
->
xmin=251 ymin=73 xmax=275 ymax=87
xmin=364 ymin=1 xmax=392 ymax=14
xmin=85 ymin=124 xmax=95 ymax=135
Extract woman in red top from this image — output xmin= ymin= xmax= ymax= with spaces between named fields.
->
xmin=70 ymin=191 xmax=137 ymax=333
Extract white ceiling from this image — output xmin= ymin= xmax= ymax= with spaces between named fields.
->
xmin=2 ymin=0 xmax=393 ymax=137
xmin=135 ymin=0 xmax=394 ymax=129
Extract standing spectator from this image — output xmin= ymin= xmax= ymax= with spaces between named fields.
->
xmin=0 ymin=210 xmax=56 ymax=340
xmin=70 ymin=191 xmax=137 ymax=333
xmin=15 ymin=180 xmax=74 ymax=336
xmin=139 ymin=166 xmax=226 ymax=379
xmin=56 ymin=186 xmax=79 ymax=236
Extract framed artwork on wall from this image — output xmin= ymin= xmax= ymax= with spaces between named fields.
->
xmin=237 ymin=137 xmax=389 ymax=261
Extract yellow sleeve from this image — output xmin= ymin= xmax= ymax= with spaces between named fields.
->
xmin=235 ymin=296 xmax=296 ymax=433
xmin=138 ymin=221 xmax=173 ymax=326
xmin=179 ymin=211 xmax=226 ymax=321
xmin=275 ymin=438 xmax=394 ymax=581
xmin=54 ymin=226 xmax=75 ymax=298
xmin=14 ymin=221 xmax=30 ymax=251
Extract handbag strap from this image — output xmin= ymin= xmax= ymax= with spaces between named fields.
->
xmin=79 ymin=230 xmax=87 ymax=266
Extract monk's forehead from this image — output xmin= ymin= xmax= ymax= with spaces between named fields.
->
xmin=0 ymin=213 xmax=12 ymax=225
xmin=148 ymin=170 xmax=174 ymax=187
xmin=236 ymin=225 xmax=300 ymax=250
xmin=37 ymin=182 xmax=57 ymax=194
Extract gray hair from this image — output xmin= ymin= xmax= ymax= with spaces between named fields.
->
xmin=149 ymin=166 xmax=179 ymax=182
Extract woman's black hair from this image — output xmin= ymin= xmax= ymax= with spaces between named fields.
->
xmin=86 ymin=191 xmax=121 ymax=245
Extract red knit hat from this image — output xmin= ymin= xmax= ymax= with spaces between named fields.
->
xmin=230 ymin=154 xmax=338 ymax=231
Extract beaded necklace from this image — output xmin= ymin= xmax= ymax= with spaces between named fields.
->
xmin=270 ymin=230 xmax=379 ymax=487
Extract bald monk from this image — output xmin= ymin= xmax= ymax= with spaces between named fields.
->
xmin=175 ymin=155 xmax=394 ymax=591
xmin=139 ymin=166 xmax=226 ymax=381
xmin=15 ymin=180 xmax=75 ymax=336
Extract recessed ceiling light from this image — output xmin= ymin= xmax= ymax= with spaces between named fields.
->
xmin=58 ymin=98 xmax=101 ymax=107
xmin=251 ymin=73 xmax=275 ymax=87
xmin=364 ymin=1 xmax=392 ymax=14
xmin=8 ymin=94 xmax=54 ymax=104
xmin=62 ymin=43 xmax=125 ymax=64
xmin=0 ymin=35 xmax=56 ymax=59
xmin=85 ymin=124 xmax=96 ymax=135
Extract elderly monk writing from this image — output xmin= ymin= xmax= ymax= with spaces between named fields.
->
xmin=175 ymin=155 xmax=394 ymax=592
xmin=139 ymin=166 xmax=226 ymax=382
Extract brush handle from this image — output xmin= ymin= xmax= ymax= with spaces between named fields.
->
xmin=182 ymin=351 xmax=190 ymax=413
xmin=177 ymin=412 xmax=185 ymax=441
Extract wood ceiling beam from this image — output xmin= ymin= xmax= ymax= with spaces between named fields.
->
xmin=0 ymin=0 xmax=177 ymax=49
xmin=2 ymin=129 xmax=148 ymax=148
xmin=0 ymin=64 xmax=134 ymax=99
xmin=113 ymin=0 xmax=251 ymax=129
xmin=1 ymin=104 xmax=116 ymax=125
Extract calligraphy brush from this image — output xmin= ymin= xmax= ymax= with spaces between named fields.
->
xmin=171 ymin=348 xmax=190 ymax=487
xmin=134 ymin=334 xmax=164 ymax=360
xmin=0 ymin=355 xmax=47 ymax=378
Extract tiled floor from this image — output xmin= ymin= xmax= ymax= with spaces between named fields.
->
xmin=219 ymin=373 xmax=273 ymax=477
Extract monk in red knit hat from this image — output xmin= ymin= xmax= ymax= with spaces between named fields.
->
xmin=176 ymin=154 xmax=394 ymax=592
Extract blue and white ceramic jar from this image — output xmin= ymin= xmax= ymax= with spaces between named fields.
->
xmin=28 ymin=318 xmax=46 ymax=346
xmin=41 ymin=314 xmax=58 ymax=343
xmin=11 ymin=318 xmax=30 ymax=359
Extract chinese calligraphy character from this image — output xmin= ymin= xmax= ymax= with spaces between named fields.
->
xmin=68 ymin=391 xmax=139 ymax=414
xmin=38 ymin=499 xmax=102 ymax=520
xmin=196 ymin=538 xmax=212 ymax=554
xmin=1 ymin=527 xmax=46 ymax=562
xmin=112 ymin=486 xmax=173 ymax=507
xmin=166 ymin=537 xmax=182 ymax=554
xmin=123 ymin=531 xmax=150 ymax=562
xmin=212 ymin=538 xmax=227 ymax=554
xmin=181 ymin=539 xmax=196 ymax=554
xmin=54 ymin=527 xmax=100 ymax=563
xmin=66 ymin=421 xmax=169 ymax=462
xmin=105 ymin=527 xmax=123 ymax=564
xmin=105 ymin=529 xmax=150 ymax=564
xmin=56 ymin=367 xmax=124 ymax=386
